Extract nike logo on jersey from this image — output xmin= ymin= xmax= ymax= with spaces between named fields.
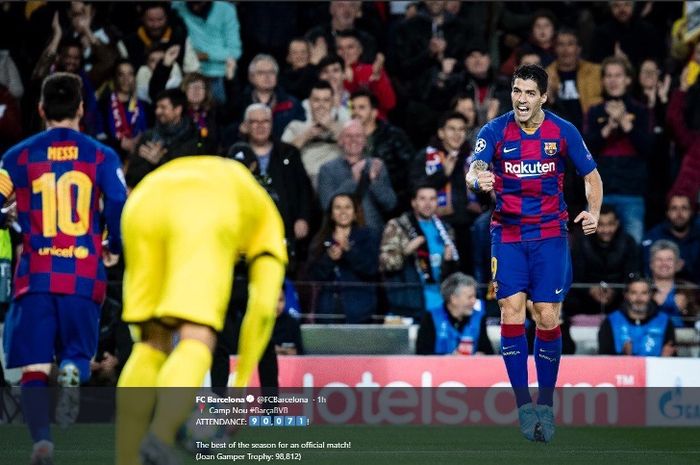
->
xmin=555 ymin=288 xmax=564 ymax=294
xmin=503 ymin=146 xmax=517 ymax=153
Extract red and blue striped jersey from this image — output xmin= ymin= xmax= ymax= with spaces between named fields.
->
xmin=0 ymin=127 xmax=127 ymax=303
xmin=474 ymin=110 xmax=596 ymax=243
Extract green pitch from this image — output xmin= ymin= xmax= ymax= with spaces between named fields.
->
xmin=0 ymin=424 xmax=698 ymax=465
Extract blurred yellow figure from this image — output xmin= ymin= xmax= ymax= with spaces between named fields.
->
xmin=116 ymin=156 xmax=287 ymax=465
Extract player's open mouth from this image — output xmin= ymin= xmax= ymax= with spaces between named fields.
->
xmin=517 ymin=105 xmax=529 ymax=115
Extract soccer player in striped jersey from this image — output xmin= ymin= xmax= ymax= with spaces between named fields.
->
xmin=466 ymin=64 xmax=603 ymax=442
xmin=0 ymin=72 xmax=127 ymax=464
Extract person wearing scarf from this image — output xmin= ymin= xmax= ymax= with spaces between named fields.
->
xmin=97 ymin=60 xmax=149 ymax=161
xmin=125 ymin=88 xmax=204 ymax=188
xmin=380 ymin=184 xmax=460 ymax=321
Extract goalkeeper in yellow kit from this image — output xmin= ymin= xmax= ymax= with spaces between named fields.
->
xmin=115 ymin=156 xmax=287 ymax=465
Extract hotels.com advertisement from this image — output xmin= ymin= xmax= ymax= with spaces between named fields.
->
xmin=233 ymin=356 xmax=650 ymax=426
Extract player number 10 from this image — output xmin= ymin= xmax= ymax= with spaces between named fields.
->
xmin=32 ymin=171 xmax=92 ymax=237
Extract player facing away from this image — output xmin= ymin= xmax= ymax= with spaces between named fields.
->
xmin=466 ymin=64 xmax=603 ymax=442
xmin=0 ymin=72 xmax=127 ymax=464
xmin=115 ymin=156 xmax=287 ymax=465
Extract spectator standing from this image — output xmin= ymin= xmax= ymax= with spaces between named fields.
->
xmin=235 ymin=54 xmax=304 ymax=141
xmin=172 ymin=1 xmax=241 ymax=104
xmin=585 ymin=56 xmax=652 ymax=243
xmin=412 ymin=112 xmax=481 ymax=273
xmin=241 ymin=104 xmax=313 ymax=270
xmin=119 ymin=2 xmax=198 ymax=73
xmin=97 ymin=60 xmax=149 ymax=162
xmin=280 ymin=38 xmax=319 ymax=101
xmin=335 ymin=30 xmax=395 ymax=119
xmin=589 ymin=0 xmax=661 ymax=70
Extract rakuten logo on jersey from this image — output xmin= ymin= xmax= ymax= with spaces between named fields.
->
xmin=503 ymin=160 xmax=556 ymax=178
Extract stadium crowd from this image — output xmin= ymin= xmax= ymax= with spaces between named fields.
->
xmin=0 ymin=1 xmax=698 ymax=368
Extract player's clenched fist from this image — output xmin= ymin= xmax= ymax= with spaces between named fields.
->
xmin=466 ymin=160 xmax=495 ymax=193
xmin=475 ymin=169 xmax=495 ymax=192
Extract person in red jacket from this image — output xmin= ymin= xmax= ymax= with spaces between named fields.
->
xmin=335 ymin=29 xmax=395 ymax=119
xmin=666 ymin=65 xmax=700 ymax=204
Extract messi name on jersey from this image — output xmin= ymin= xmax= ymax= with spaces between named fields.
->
xmin=47 ymin=143 xmax=79 ymax=161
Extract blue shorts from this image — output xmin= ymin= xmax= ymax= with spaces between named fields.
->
xmin=3 ymin=293 xmax=100 ymax=382
xmin=491 ymin=237 xmax=572 ymax=302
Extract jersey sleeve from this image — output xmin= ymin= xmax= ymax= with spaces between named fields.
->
xmin=96 ymin=148 xmax=128 ymax=254
xmin=563 ymin=120 xmax=597 ymax=176
xmin=473 ymin=121 xmax=499 ymax=164
xmin=0 ymin=154 xmax=16 ymax=225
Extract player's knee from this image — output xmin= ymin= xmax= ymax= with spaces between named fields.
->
xmin=532 ymin=304 xmax=561 ymax=329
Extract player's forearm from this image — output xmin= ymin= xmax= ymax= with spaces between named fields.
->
xmin=583 ymin=169 xmax=603 ymax=217
xmin=232 ymin=255 xmax=285 ymax=388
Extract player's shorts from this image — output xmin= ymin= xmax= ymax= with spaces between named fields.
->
xmin=3 ymin=293 xmax=100 ymax=379
xmin=491 ymin=237 xmax=572 ymax=302
xmin=120 ymin=162 xmax=240 ymax=333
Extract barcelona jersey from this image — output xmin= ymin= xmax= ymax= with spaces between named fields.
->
xmin=474 ymin=110 xmax=596 ymax=243
xmin=0 ymin=127 xmax=127 ymax=303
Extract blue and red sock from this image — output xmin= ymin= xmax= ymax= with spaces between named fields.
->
xmin=20 ymin=371 xmax=51 ymax=444
xmin=501 ymin=324 xmax=531 ymax=408
xmin=534 ymin=326 xmax=562 ymax=407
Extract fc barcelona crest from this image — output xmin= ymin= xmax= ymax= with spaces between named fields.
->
xmin=543 ymin=141 xmax=558 ymax=156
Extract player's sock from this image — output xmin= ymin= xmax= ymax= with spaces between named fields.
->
xmin=151 ymin=338 xmax=212 ymax=446
xmin=116 ymin=342 xmax=167 ymax=465
xmin=501 ymin=324 xmax=531 ymax=407
xmin=20 ymin=371 xmax=51 ymax=444
xmin=534 ymin=326 xmax=562 ymax=407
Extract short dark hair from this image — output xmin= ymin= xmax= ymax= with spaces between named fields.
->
xmin=411 ymin=182 xmax=437 ymax=199
xmin=512 ymin=64 xmax=549 ymax=95
xmin=155 ymin=88 xmax=187 ymax=110
xmin=556 ymin=27 xmax=579 ymax=43
xmin=599 ymin=204 xmax=618 ymax=218
xmin=141 ymin=2 xmax=170 ymax=16
xmin=349 ymin=89 xmax=378 ymax=109
xmin=317 ymin=54 xmax=344 ymax=74
xmin=625 ymin=273 xmax=651 ymax=293
xmin=335 ymin=29 xmax=363 ymax=44
xmin=40 ymin=72 xmax=83 ymax=121
xmin=310 ymin=79 xmax=334 ymax=96
xmin=438 ymin=111 xmax=468 ymax=129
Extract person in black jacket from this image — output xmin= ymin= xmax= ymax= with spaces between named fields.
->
xmin=125 ymin=88 xmax=205 ymax=188
xmin=307 ymin=192 xmax=380 ymax=323
xmin=584 ymin=55 xmax=652 ymax=244
xmin=411 ymin=112 xmax=484 ymax=273
xmin=350 ymin=90 xmax=415 ymax=213
xmin=240 ymin=103 xmax=314 ymax=272
xmin=566 ymin=204 xmax=641 ymax=315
